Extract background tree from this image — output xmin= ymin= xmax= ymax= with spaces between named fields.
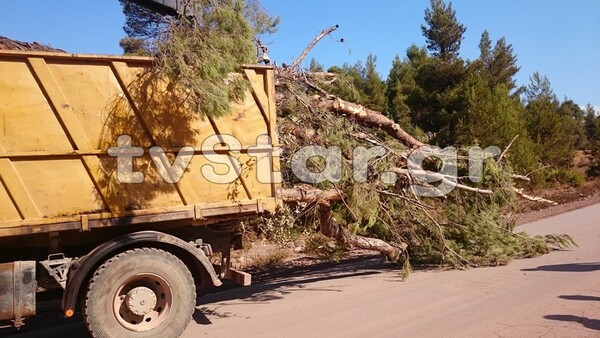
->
xmin=584 ymin=104 xmax=600 ymax=177
xmin=488 ymin=37 xmax=519 ymax=91
xmin=421 ymin=0 xmax=466 ymax=60
xmin=386 ymin=45 xmax=428 ymax=124
xmin=362 ymin=54 xmax=387 ymax=112
xmin=476 ymin=30 xmax=493 ymax=71
xmin=559 ymin=99 xmax=587 ymax=149
xmin=412 ymin=0 xmax=467 ymax=138
xmin=585 ymin=104 xmax=599 ymax=146
xmin=327 ymin=54 xmax=386 ymax=112
xmin=119 ymin=0 xmax=168 ymax=54
xmin=327 ymin=61 xmax=367 ymax=104
xmin=309 ymin=58 xmax=324 ymax=72
xmin=524 ymin=72 xmax=577 ymax=173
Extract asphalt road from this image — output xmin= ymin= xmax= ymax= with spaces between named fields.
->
xmin=5 ymin=204 xmax=600 ymax=337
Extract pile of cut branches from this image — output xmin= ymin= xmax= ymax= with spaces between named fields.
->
xmin=270 ymin=26 xmax=575 ymax=269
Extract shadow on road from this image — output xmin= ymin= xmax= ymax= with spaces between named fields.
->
xmin=192 ymin=258 xmax=393 ymax=325
xmin=1 ymin=258 xmax=396 ymax=335
xmin=521 ymin=262 xmax=600 ymax=272
xmin=544 ymin=315 xmax=600 ymax=331
xmin=559 ymin=295 xmax=600 ymax=302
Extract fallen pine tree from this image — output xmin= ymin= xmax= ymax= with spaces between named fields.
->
xmin=264 ymin=25 xmax=574 ymax=268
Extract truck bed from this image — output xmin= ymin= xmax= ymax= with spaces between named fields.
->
xmin=0 ymin=50 xmax=280 ymax=238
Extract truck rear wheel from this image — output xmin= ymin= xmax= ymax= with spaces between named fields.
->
xmin=84 ymin=248 xmax=196 ymax=338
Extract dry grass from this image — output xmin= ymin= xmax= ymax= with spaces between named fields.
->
xmin=246 ymin=249 xmax=289 ymax=271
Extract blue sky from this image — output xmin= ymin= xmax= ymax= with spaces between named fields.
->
xmin=1 ymin=0 xmax=599 ymax=110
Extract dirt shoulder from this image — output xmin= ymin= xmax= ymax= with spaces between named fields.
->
xmin=517 ymin=178 xmax=600 ymax=225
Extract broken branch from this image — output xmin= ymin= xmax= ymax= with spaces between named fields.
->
xmin=287 ymin=25 xmax=340 ymax=70
xmin=277 ymin=186 xmax=342 ymax=204
xmin=315 ymin=95 xmax=424 ymax=149
xmin=390 ymin=168 xmax=494 ymax=195
xmin=512 ymin=187 xmax=558 ymax=205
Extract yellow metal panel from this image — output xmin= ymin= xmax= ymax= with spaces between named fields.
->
xmin=95 ymin=155 xmax=184 ymax=211
xmin=12 ymin=159 xmax=105 ymax=218
xmin=44 ymin=60 xmax=154 ymax=150
xmin=27 ymin=57 xmax=93 ymax=150
xmin=211 ymin=93 xmax=271 ymax=147
xmin=235 ymin=153 xmax=273 ymax=199
xmin=183 ymin=154 xmax=248 ymax=204
xmin=0 ymin=59 xmax=73 ymax=152
xmin=0 ymin=178 xmax=22 ymax=222
xmin=0 ymin=159 xmax=41 ymax=218
xmin=243 ymin=68 xmax=270 ymax=123
xmin=264 ymin=68 xmax=280 ymax=145
xmin=110 ymin=61 xmax=197 ymax=205
xmin=175 ymin=174 xmax=200 ymax=205
xmin=81 ymin=155 xmax=122 ymax=213
xmin=108 ymin=61 xmax=160 ymax=149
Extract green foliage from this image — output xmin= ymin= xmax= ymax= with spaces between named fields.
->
xmin=119 ymin=37 xmax=154 ymax=56
xmin=304 ymin=233 xmax=348 ymax=262
xmin=421 ymin=0 xmax=466 ymax=60
xmin=560 ymin=100 xmax=588 ymax=149
xmin=248 ymin=206 xmax=308 ymax=244
xmin=455 ymin=76 xmax=522 ymax=146
xmin=524 ymin=72 xmax=577 ymax=169
xmin=156 ymin=0 xmax=256 ymax=118
xmin=376 ymin=0 xmax=588 ymax=188
xmin=120 ymin=0 xmax=168 ymax=46
xmin=326 ymin=54 xmax=387 ymax=112
xmin=384 ymin=43 xmax=467 ymax=136
xmin=120 ymin=0 xmax=278 ymax=118
xmin=584 ymin=104 xmax=600 ymax=177
xmin=363 ymin=54 xmax=387 ymax=112
xmin=473 ymin=31 xmax=520 ymax=91
xmin=585 ymin=104 xmax=600 ymax=146
xmin=279 ymin=82 xmax=575 ymax=268
xmin=527 ymin=168 xmax=581 ymax=188
xmin=309 ymin=58 xmax=324 ymax=72
xmin=586 ymin=163 xmax=600 ymax=178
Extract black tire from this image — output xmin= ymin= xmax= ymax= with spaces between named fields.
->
xmin=84 ymin=248 xmax=196 ymax=338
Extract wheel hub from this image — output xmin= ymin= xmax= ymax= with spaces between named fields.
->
xmin=125 ymin=286 xmax=157 ymax=316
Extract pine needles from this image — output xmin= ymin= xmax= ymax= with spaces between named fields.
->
xmin=155 ymin=0 xmax=256 ymax=118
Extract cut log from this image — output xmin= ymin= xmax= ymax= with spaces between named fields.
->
xmin=315 ymin=95 xmax=424 ymax=149
xmin=318 ymin=202 xmax=406 ymax=261
xmin=277 ymin=186 xmax=342 ymax=204
xmin=342 ymin=232 xmax=407 ymax=262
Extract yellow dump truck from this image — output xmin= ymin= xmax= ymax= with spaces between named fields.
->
xmin=0 ymin=50 xmax=280 ymax=336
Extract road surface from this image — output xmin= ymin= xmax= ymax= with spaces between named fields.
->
xmin=6 ymin=204 xmax=600 ymax=337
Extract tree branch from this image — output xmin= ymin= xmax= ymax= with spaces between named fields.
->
xmin=510 ymin=174 xmax=531 ymax=182
xmin=498 ymin=134 xmax=519 ymax=163
xmin=315 ymin=95 xmax=425 ymax=149
xmin=390 ymin=168 xmax=494 ymax=194
xmin=287 ymin=25 xmax=339 ymax=70
xmin=512 ymin=187 xmax=558 ymax=205
xmin=277 ymin=186 xmax=342 ymax=204
xmin=318 ymin=202 xmax=407 ymax=261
